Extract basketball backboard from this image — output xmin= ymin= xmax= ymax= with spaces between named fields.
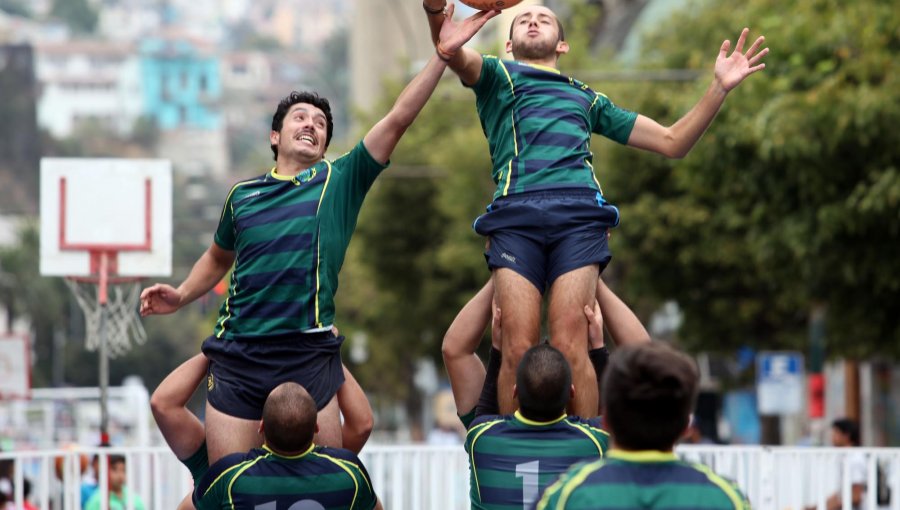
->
xmin=40 ymin=158 xmax=172 ymax=278
xmin=0 ymin=334 xmax=30 ymax=399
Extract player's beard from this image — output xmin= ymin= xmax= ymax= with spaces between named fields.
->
xmin=511 ymin=36 xmax=557 ymax=61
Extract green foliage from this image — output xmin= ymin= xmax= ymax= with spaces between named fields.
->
xmin=0 ymin=223 xmax=69 ymax=386
xmin=336 ymin=81 xmax=493 ymax=410
xmin=338 ymin=0 xmax=899 ymax=411
xmin=600 ymin=0 xmax=900 ymax=356
xmin=50 ymin=0 xmax=97 ymax=34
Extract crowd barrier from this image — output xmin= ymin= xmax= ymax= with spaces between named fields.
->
xmin=2 ymin=445 xmax=899 ymax=510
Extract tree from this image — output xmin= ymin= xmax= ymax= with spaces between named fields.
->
xmin=0 ymin=223 xmax=71 ymax=387
xmin=596 ymin=0 xmax=900 ymax=355
xmin=335 ymin=79 xmax=494 ymax=436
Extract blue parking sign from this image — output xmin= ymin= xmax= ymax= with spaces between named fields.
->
xmin=757 ymin=351 xmax=805 ymax=415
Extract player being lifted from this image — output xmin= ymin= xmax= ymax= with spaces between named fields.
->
xmin=423 ymin=3 xmax=767 ymax=416
xmin=141 ymin=5 xmax=500 ymax=463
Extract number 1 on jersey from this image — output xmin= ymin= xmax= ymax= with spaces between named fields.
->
xmin=515 ymin=460 xmax=541 ymax=509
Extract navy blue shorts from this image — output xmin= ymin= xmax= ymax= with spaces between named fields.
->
xmin=202 ymin=332 xmax=345 ymax=420
xmin=473 ymin=189 xmax=619 ymax=294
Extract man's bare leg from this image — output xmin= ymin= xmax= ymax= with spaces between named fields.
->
xmin=494 ymin=268 xmax=542 ymax=414
xmin=548 ymin=265 xmax=600 ymax=418
xmin=313 ymin=395 xmax=342 ymax=448
xmin=205 ymin=402 xmax=263 ymax=465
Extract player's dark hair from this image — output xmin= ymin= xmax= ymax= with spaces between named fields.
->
xmin=508 ymin=13 xmax=565 ymax=42
xmin=263 ymin=382 xmax=317 ymax=453
xmin=602 ymin=342 xmax=698 ymax=451
xmin=832 ymin=418 xmax=860 ymax=445
xmin=516 ymin=344 xmax=572 ymax=422
xmin=270 ymin=91 xmax=334 ymax=160
xmin=108 ymin=454 xmax=126 ymax=468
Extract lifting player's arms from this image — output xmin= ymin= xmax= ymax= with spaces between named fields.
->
xmin=140 ymin=5 xmax=500 ymax=465
xmin=424 ymin=1 xmax=768 ymax=419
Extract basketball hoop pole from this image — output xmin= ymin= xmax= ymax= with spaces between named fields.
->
xmin=97 ymin=251 xmax=110 ymax=446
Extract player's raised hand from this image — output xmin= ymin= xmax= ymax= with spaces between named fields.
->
xmin=437 ymin=3 xmax=500 ymax=57
xmin=140 ymin=283 xmax=183 ymax=316
xmin=584 ymin=301 xmax=604 ymax=349
xmin=715 ymin=28 xmax=768 ymax=92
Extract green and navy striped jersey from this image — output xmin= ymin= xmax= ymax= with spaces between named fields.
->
xmin=193 ymin=444 xmax=377 ymax=510
xmin=470 ymin=56 xmax=638 ymax=201
xmin=213 ymin=141 xmax=387 ymax=339
xmin=466 ymin=411 xmax=610 ymax=510
xmin=534 ymin=450 xmax=751 ymax=510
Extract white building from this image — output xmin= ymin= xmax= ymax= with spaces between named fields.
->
xmin=34 ymin=41 xmax=144 ymax=138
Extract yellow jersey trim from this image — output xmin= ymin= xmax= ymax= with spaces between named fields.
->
xmin=521 ymin=61 xmax=561 ymax=74
xmin=312 ymin=452 xmax=361 ymax=509
xmin=225 ymin=454 xmax=269 ymax=510
xmin=468 ymin=419 xmax=504 ymax=503
xmin=269 ymin=167 xmax=296 ymax=181
xmin=514 ymin=410 xmax=567 ymax=426
xmin=693 ymin=462 xmax=747 ymax=509
xmin=313 ymin=161 xmax=334 ymax=328
xmin=561 ymin=420 xmax=606 ymax=456
xmin=607 ymin=450 xmax=677 ymax=462
xmin=262 ymin=443 xmax=315 ymax=460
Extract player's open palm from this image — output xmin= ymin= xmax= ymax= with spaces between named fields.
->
xmin=715 ymin=28 xmax=768 ymax=92
xmin=438 ymin=3 xmax=499 ymax=55
xmin=140 ymin=283 xmax=182 ymax=316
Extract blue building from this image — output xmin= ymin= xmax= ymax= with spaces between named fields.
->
xmin=139 ymin=38 xmax=221 ymax=131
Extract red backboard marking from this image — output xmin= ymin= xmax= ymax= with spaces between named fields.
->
xmin=58 ymin=177 xmax=154 ymax=253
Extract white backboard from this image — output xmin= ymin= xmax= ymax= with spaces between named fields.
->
xmin=0 ymin=334 xmax=30 ymax=399
xmin=40 ymin=158 xmax=172 ymax=277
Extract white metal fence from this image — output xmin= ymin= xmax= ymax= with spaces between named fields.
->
xmin=2 ymin=445 xmax=899 ymax=510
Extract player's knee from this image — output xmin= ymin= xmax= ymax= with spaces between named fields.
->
xmin=503 ymin=342 xmax=530 ymax=369
xmin=552 ymin=337 xmax=586 ymax=361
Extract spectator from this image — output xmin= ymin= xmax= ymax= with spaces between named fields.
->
xmin=84 ymin=455 xmax=145 ymax=510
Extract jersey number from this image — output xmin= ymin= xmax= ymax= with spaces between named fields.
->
xmin=255 ymin=501 xmax=326 ymax=510
xmin=515 ymin=460 xmax=540 ymax=509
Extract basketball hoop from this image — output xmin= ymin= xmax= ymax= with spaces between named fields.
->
xmin=64 ymin=275 xmax=147 ymax=358
xmin=40 ymin=158 xmax=172 ymax=446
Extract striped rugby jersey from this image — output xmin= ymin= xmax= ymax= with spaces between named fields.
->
xmin=466 ymin=411 xmax=610 ymax=510
xmin=212 ymin=141 xmax=387 ymax=339
xmin=534 ymin=450 xmax=751 ymax=510
xmin=193 ymin=444 xmax=377 ymax=510
xmin=470 ymin=56 xmax=638 ymax=201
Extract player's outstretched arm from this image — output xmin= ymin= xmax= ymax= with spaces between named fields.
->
xmin=363 ymin=5 xmax=498 ymax=164
xmin=596 ymin=278 xmax=650 ymax=346
xmin=442 ymin=280 xmax=494 ymax=416
xmin=150 ymin=354 xmax=208 ymax=460
xmin=423 ymin=1 xmax=488 ymax=85
xmin=338 ymin=365 xmax=374 ymax=454
xmin=627 ymin=28 xmax=768 ymax=159
xmin=140 ymin=243 xmax=234 ymax=316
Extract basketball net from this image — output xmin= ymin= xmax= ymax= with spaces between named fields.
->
xmin=65 ymin=264 xmax=147 ymax=358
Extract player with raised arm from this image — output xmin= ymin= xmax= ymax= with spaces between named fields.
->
xmin=534 ymin=342 xmax=751 ymax=510
xmin=424 ymin=2 xmax=767 ymax=417
xmin=140 ymin=6 xmax=499 ymax=464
